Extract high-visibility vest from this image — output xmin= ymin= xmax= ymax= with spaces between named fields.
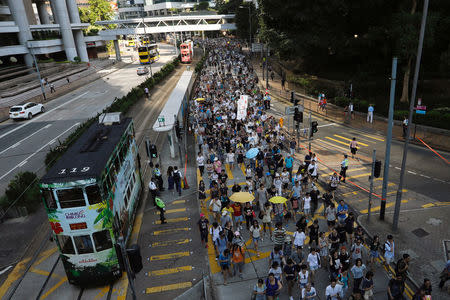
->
xmin=342 ymin=158 xmax=349 ymax=168
xmin=155 ymin=197 xmax=165 ymax=208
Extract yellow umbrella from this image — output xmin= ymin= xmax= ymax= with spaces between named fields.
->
xmin=195 ymin=97 xmax=205 ymax=102
xmin=269 ymin=196 xmax=288 ymax=204
xmin=230 ymin=192 xmax=254 ymax=203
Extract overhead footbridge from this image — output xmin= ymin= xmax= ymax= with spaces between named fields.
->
xmin=96 ymin=14 xmax=236 ymax=36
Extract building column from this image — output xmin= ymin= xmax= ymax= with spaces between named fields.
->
xmin=53 ymin=0 xmax=77 ymax=61
xmin=49 ymin=0 xmax=59 ymax=24
xmin=36 ymin=0 xmax=51 ymax=24
xmin=65 ymin=0 xmax=88 ymax=61
xmin=113 ymin=39 xmax=121 ymax=61
xmin=8 ymin=0 xmax=34 ymax=67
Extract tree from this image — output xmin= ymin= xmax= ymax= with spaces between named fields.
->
xmin=78 ymin=0 xmax=114 ymax=26
xmin=194 ymin=1 xmax=209 ymax=11
xmin=235 ymin=2 xmax=258 ymax=42
xmin=5 ymin=172 xmax=41 ymax=213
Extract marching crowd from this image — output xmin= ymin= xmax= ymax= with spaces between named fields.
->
xmin=184 ymin=39 xmax=437 ymax=300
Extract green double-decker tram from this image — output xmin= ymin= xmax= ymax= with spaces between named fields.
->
xmin=40 ymin=113 xmax=142 ymax=285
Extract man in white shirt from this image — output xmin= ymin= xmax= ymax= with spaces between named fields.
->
xmin=197 ymin=152 xmax=205 ymax=176
xmin=307 ymin=160 xmax=318 ymax=181
xmin=148 ymin=179 xmax=158 ymax=206
xmin=325 ymin=279 xmax=343 ymax=300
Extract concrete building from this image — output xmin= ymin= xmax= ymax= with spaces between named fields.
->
xmin=118 ymin=0 xmax=214 ymax=19
xmin=0 ymin=0 xmax=91 ymax=67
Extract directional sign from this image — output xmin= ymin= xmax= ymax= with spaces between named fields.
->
xmin=415 ymin=105 xmax=427 ymax=110
xmin=285 ymin=105 xmax=304 ymax=115
xmin=416 ymin=110 xmax=426 ymax=115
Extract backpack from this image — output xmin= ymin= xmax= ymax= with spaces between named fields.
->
xmin=174 ymin=170 xmax=181 ymax=181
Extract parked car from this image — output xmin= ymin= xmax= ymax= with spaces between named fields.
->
xmin=137 ymin=66 xmax=149 ymax=75
xmin=9 ymin=102 xmax=45 ymax=120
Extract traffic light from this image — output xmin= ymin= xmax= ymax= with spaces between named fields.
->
xmin=294 ymin=109 xmax=303 ymax=123
xmin=312 ymin=121 xmax=318 ymax=133
xmin=290 ymin=91 xmax=295 ymax=103
xmin=374 ymin=160 xmax=382 ymax=178
xmin=150 ymin=144 xmax=157 ymax=158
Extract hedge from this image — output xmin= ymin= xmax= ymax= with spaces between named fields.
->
xmin=45 ymin=56 xmax=180 ymax=170
xmin=195 ymin=50 xmax=208 ymax=73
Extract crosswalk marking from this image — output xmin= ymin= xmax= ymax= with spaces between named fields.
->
xmin=147 ymin=266 xmax=193 ymax=277
xmin=325 ymin=136 xmax=351 ymax=147
xmin=150 ymin=251 xmax=191 ymax=261
xmin=151 ymin=239 xmax=191 ymax=247
xmin=314 ymin=139 xmax=349 ymax=153
xmin=360 ymin=133 xmax=385 ymax=142
xmin=155 ymin=217 xmax=189 ymax=224
xmin=240 ymin=163 xmax=246 ymax=177
xmin=320 ymin=167 xmax=366 ymax=177
xmin=153 ymin=227 xmax=190 ymax=235
xmin=145 ymin=282 xmax=192 ymax=294
xmin=347 ymin=172 xmax=371 ymax=179
xmin=172 ymin=199 xmax=186 ymax=204
xmin=360 ymin=199 xmax=408 ymax=214
xmin=156 ymin=207 xmax=186 ymax=214
xmin=334 ymin=134 xmax=368 ymax=146
xmin=225 ymin=163 xmax=234 ymax=179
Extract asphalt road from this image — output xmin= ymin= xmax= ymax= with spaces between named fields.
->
xmin=270 ymin=98 xmax=450 ymax=203
xmin=0 ymin=43 xmax=177 ymax=197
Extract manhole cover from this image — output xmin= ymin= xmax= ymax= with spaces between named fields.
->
xmin=412 ymin=228 xmax=429 ymax=238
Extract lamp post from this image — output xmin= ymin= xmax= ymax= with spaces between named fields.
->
xmin=27 ymin=42 xmax=46 ymax=102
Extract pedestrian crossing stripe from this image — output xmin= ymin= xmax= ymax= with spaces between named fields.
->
xmin=347 ymin=172 xmax=371 ymax=179
xmin=145 ymin=282 xmax=192 ymax=294
xmin=155 ymin=217 xmax=189 ymax=224
xmin=151 ymin=239 xmax=191 ymax=247
xmin=172 ymin=199 xmax=186 ymax=204
xmin=315 ymin=139 xmax=349 ymax=153
xmin=153 ymin=227 xmax=190 ymax=235
xmin=225 ymin=163 xmax=234 ymax=179
xmin=240 ymin=163 xmax=246 ymax=177
xmin=320 ymin=167 xmax=366 ymax=177
xmin=150 ymin=251 xmax=191 ymax=261
xmin=333 ymin=134 xmax=368 ymax=147
xmin=156 ymin=207 xmax=186 ymax=214
xmin=325 ymin=136 xmax=352 ymax=147
xmin=360 ymin=133 xmax=385 ymax=142
xmin=197 ymin=168 xmax=203 ymax=185
xmin=360 ymin=199 xmax=408 ymax=214
xmin=147 ymin=266 xmax=193 ymax=277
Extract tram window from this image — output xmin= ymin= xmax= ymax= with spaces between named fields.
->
xmin=56 ymin=235 xmax=75 ymax=255
xmin=73 ymin=235 xmax=94 ymax=254
xmin=85 ymin=185 xmax=102 ymax=205
xmin=42 ymin=189 xmax=57 ymax=209
xmin=56 ymin=188 xmax=86 ymax=209
xmin=92 ymin=230 xmax=113 ymax=252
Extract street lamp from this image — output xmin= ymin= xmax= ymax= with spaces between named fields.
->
xmin=239 ymin=5 xmax=252 ymax=51
xmin=27 ymin=42 xmax=46 ymax=102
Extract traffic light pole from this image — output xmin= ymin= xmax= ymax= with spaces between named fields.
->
xmin=117 ymin=237 xmax=137 ymax=300
xmin=367 ymin=149 xmax=376 ymax=222
xmin=380 ymin=57 xmax=398 ymax=220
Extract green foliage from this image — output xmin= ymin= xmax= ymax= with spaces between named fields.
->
xmin=194 ymin=1 xmax=209 ymax=11
xmin=5 ymin=172 xmax=41 ymax=212
xmin=195 ymin=51 xmax=208 ymax=73
xmin=234 ymin=2 xmax=258 ymax=42
xmin=45 ymin=57 xmax=180 ymax=169
xmin=287 ymin=75 xmax=311 ymax=89
xmin=73 ymin=56 xmax=81 ymax=63
xmin=394 ymin=110 xmax=450 ymax=130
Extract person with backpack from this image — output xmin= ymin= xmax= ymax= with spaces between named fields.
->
xmin=387 ymin=274 xmax=405 ymax=300
xmin=384 ymin=235 xmax=395 ymax=266
xmin=231 ymin=243 xmax=245 ymax=279
xmin=173 ymin=166 xmax=182 ymax=196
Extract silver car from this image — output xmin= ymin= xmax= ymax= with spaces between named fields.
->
xmin=137 ymin=66 xmax=149 ymax=75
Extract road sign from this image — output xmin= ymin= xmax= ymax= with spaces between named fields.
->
xmin=251 ymin=43 xmax=263 ymax=53
xmin=415 ymin=105 xmax=427 ymax=110
xmin=416 ymin=110 xmax=426 ymax=114
xmin=285 ymin=105 xmax=304 ymax=115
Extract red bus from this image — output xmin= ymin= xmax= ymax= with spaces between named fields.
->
xmin=180 ymin=41 xmax=193 ymax=63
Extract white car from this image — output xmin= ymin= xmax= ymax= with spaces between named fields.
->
xmin=137 ymin=66 xmax=149 ymax=75
xmin=9 ymin=102 xmax=45 ymax=120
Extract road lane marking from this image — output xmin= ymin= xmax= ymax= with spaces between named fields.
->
xmin=318 ymin=123 xmax=336 ymax=128
xmin=17 ymin=160 xmax=27 ymax=167
xmin=0 ymin=92 xmax=88 ymax=140
xmin=147 ymin=266 xmax=193 ymax=277
xmin=0 ymin=123 xmax=80 ymax=181
xmin=172 ymin=200 xmax=186 ymax=205
xmin=422 ymin=203 xmax=434 ymax=208
xmin=347 ymin=172 xmax=371 ymax=179
xmin=0 ymin=266 xmax=12 ymax=275
xmin=225 ymin=164 xmax=234 ymax=179
xmin=360 ymin=133 xmax=385 ymax=142
xmin=320 ymin=167 xmax=366 ymax=177
xmin=40 ymin=277 xmax=68 ymax=300
xmin=0 ymin=124 xmax=52 ymax=156
xmin=154 ymin=217 xmax=189 ymax=224
xmin=360 ymin=199 xmax=408 ymax=214
xmin=151 ymin=239 xmax=191 ymax=247
xmin=314 ymin=139 xmax=349 ymax=153
xmin=240 ymin=163 xmax=246 ymax=177
xmin=420 ymin=174 xmax=431 ymax=179
xmin=145 ymin=282 xmax=192 ymax=294
xmin=325 ymin=136 xmax=351 ymax=147
xmin=333 ymin=134 xmax=368 ymax=146
xmin=153 ymin=228 xmax=190 ymax=235
xmin=196 ymin=168 xmax=202 ymax=186
xmin=155 ymin=207 xmax=186 ymax=214
xmin=150 ymin=251 xmax=191 ymax=261
xmin=407 ymin=171 xmax=417 ymax=175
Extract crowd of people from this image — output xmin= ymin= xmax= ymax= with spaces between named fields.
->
xmin=186 ymin=39 xmax=437 ymax=300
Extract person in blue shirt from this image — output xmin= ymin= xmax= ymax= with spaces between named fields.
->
xmin=285 ymin=154 xmax=294 ymax=181
xmin=367 ymin=105 xmax=374 ymax=123
xmin=218 ymin=248 xmax=232 ymax=285
xmin=337 ymin=200 xmax=348 ymax=223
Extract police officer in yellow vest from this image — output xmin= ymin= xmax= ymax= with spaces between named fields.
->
xmin=340 ymin=154 xmax=349 ymax=183
xmin=155 ymin=197 xmax=166 ymax=224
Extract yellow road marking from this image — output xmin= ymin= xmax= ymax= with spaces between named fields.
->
xmin=145 ymin=282 xmax=192 ymax=294
xmin=147 ymin=266 xmax=193 ymax=276
xmin=317 ymin=204 xmax=324 ymax=213
xmin=361 ymin=133 xmax=385 ymax=142
xmin=225 ymin=164 xmax=234 ymax=179
xmin=34 ymin=247 xmax=58 ymax=266
xmin=320 ymin=167 xmax=366 ymax=177
xmin=436 ymin=201 xmax=450 ymax=206
xmin=325 ymin=136 xmax=352 ymax=147
xmin=347 ymin=134 xmax=377 ymax=144
xmin=197 ymin=168 xmax=202 ymax=186
xmin=0 ymin=257 xmax=31 ymax=298
xmin=343 ymin=191 xmax=359 ymax=196
xmin=150 ymin=251 xmax=191 ymax=261
xmin=240 ymin=163 xmax=246 ymax=177
xmin=334 ymin=134 xmax=368 ymax=146
xmin=40 ymin=277 xmax=68 ymax=299
xmin=30 ymin=267 xmax=62 ymax=279
xmin=315 ymin=139 xmax=349 ymax=153
xmin=151 ymin=239 xmax=190 ymax=247
xmin=156 ymin=207 xmax=186 ymax=214
xmin=153 ymin=227 xmax=190 ymax=235
xmin=360 ymin=199 xmax=408 ymax=214
xmin=387 ymin=189 xmax=407 ymax=195
xmin=172 ymin=199 xmax=186 ymax=204
xmin=348 ymin=172 xmax=371 ymax=179
xmin=129 ymin=212 xmax=143 ymax=243
xmin=422 ymin=203 xmax=434 ymax=208
xmin=155 ymin=217 xmax=189 ymax=224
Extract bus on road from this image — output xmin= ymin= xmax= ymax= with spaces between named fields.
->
xmin=40 ymin=113 xmax=142 ymax=286
xmin=180 ymin=41 xmax=193 ymax=63
xmin=138 ymin=44 xmax=159 ymax=64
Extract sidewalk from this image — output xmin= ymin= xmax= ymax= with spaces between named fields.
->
xmin=252 ymin=57 xmax=450 ymax=152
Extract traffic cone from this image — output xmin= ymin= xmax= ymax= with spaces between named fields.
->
xmin=183 ymin=176 xmax=190 ymax=189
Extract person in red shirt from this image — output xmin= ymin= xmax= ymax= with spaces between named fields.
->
xmin=231 ymin=202 xmax=243 ymax=230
